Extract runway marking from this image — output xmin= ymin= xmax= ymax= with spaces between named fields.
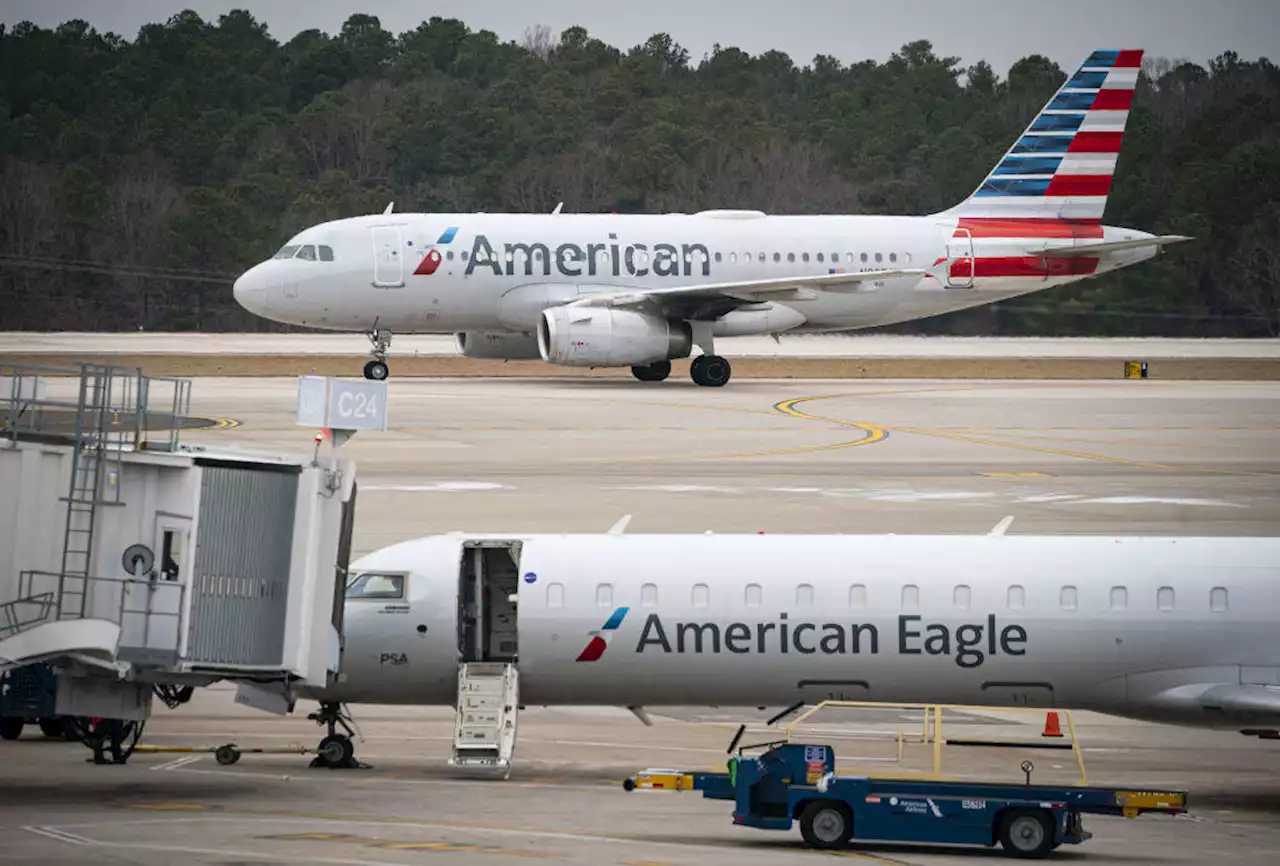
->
xmin=151 ymin=754 xmax=203 ymax=771
xmin=107 ymin=809 xmax=926 ymax=863
xmin=22 ymin=826 xmax=94 ymax=846
xmin=980 ymin=472 xmax=1050 ymax=478
xmin=208 ymin=416 xmax=242 ymax=429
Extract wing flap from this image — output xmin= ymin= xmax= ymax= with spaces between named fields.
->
xmin=567 ymin=267 xmax=925 ymax=312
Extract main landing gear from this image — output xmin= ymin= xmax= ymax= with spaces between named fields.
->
xmin=690 ymin=354 xmax=732 ymax=387
xmin=307 ymin=701 xmax=366 ymax=769
xmin=631 ymin=360 xmax=671 ymax=382
xmin=363 ymin=327 xmax=392 ymax=380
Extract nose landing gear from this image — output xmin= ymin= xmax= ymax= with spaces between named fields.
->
xmin=364 ymin=327 xmax=393 ymax=380
xmin=307 ymin=701 xmax=367 ymax=769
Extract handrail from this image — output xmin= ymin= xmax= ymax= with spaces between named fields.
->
xmin=13 ymin=570 xmax=186 ymax=652
xmin=783 ymin=699 xmax=1089 ymax=786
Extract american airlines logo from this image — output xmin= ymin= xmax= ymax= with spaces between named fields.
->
xmin=575 ymin=606 xmax=630 ymax=662
xmin=632 ymin=614 xmax=1028 ymax=669
xmin=437 ymin=233 xmax=714 ymax=279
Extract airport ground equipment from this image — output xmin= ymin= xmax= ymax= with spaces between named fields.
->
xmin=0 ymin=663 xmax=73 ymax=740
xmin=449 ymin=662 xmax=520 ymax=777
xmin=1 ymin=362 xmax=359 ymax=763
xmin=132 ymin=741 xmax=318 ymax=765
xmin=623 ymin=702 xmax=1187 ymax=857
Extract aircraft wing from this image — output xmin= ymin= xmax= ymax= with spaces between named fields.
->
xmin=565 ymin=268 xmax=926 ymax=318
xmin=1199 ymin=684 xmax=1280 ymax=718
xmin=1030 ymin=235 xmax=1192 ymax=258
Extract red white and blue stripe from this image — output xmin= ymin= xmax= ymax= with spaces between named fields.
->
xmin=949 ymin=48 xmax=1143 ymax=222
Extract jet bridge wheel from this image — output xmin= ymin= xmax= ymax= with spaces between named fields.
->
xmin=690 ymin=354 xmax=731 ymax=387
xmin=631 ymin=360 xmax=671 ymax=382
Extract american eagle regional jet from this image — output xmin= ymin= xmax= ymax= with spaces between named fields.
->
xmin=233 ymin=48 xmax=1187 ymax=385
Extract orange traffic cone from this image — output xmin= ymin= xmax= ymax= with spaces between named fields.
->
xmin=1042 ymin=711 xmax=1064 ymax=738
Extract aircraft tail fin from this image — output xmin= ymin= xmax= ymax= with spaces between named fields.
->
xmin=943 ymin=49 xmax=1144 ymax=222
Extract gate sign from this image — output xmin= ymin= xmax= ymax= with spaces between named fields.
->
xmin=296 ymin=376 xmax=388 ymax=431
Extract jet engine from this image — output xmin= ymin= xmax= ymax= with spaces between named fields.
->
xmin=538 ymin=306 xmax=693 ymax=367
xmin=455 ymin=331 xmax=543 ymax=360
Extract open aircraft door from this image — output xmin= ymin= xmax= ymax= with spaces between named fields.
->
xmin=946 ymin=226 xmax=974 ymax=288
xmin=372 ymin=226 xmax=404 ymax=287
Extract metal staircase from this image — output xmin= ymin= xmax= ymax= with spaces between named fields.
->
xmin=449 ymin=662 xmax=519 ymax=777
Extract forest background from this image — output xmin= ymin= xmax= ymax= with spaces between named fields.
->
xmin=0 ymin=12 xmax=1276 ymax=335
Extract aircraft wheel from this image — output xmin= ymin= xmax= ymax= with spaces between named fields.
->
xmin=690 ymin=354 xmax=731 ymax=387
xmin=0 ymin=718 xmax=24 ymax=741
xmin=316 ymin=733 xmax=355 ymax=768
xmin=998 ymin=808 xmax=1054 ymax=859
xmin=798 ymin=800 xmax=852 ymax=849
xmin=631 ymin=361 xmax=671 ymax=382
xmin=363 ymin=360 xmax=389 ymax=381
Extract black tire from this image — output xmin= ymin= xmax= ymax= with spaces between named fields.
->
xmin=363 ymin=360 xmax=389 ymax=380
xmin=999 ymin=808 xmax=1055 ymax=859
xmin=631 ymin=361 xmax=671 ymax=382
xmin=38 ymin=718 xmax=65 ymax=739
xmin=215 ymin=745 xmax=240 ymax=766
xmin=798 ymin=800 xmax=853 ymax=849
xmin=690 ymin=354 xmax=731 ymax=387
xmin=316 ymin=733 xmax=354 ymax=768
xmin=0 ymin=718 xmax=23 ymax=741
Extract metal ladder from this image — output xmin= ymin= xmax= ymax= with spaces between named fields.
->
xmin=449 ymin=662 xmax=519 ymax=777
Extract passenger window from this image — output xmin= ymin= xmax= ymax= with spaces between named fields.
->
xmin=641 ymin=582 xmax=658 ymax=607
xmin=796 ymin=583 xmax=814 ymax=607
xmin=1157 ymin=586 xmax=1174 ymax=612
xmin=547 ymin=582 xmax=564 ymax=608
xmin=817 ymin=253 xmax=825 ymax=262
xmin=346 ymin=573 xmax=404 ymax=599
xmin=1060 ymin=585 xmax=1077 ymax=610
xmin=901 ymin=584 xmax=919 ymax=609
xmin=461 ymin=250 xmax=469 ymax=260
xmin=802 ymin=253 xmax=810 ymax=262
xmin=714 ymin=252 xmax=722 ymax=262
xmin=849 ymin=584 xmax=867 ymax=609
xmin=318 ymin=245 xmax=334 ymax=261
xmin=692 ymin=584 xmax=709 ymax=608
xmin=773 ymin=252 xmax=781 ymax=262
xmin=831 ymin=252 xmax=839 ymax=261
xmin=787 ymin=252 xmax=796 ymax=263
xmin=874 ymin=252 xmax=883 ymax=263
xmin=1110 ymin=586 xmax=1127 ymax=610
xmin=904 ymin=252 xmax=912 ymax=263
xmin=745 ymin=583 xmax=762 ymax=607
xmin=1007 ymin=584 xmax=1025 ymax=610
xmin=846 ymin=253 xmax=855 ymax=263
xmin=446 ymin=250 xmax=454 ymax=260
xmin=953 ymin=584 xmax=971 ymax=610
xmin=889 ymin=252 xmax=897 ymax=263
xmin=729 ymin=252 xmax=738 ymax=263
xmin=1210 ymin=586 xmax=1228 ymax=612
xmin=860 ymin=253 xmax=868 ymax=263
xmin=596 ymin=583 xmax=613 ymax=608
xmin=758 ymin=251 xmax=765 ymax=261
xmin=296 ymin=244 xmax=317 ymax=261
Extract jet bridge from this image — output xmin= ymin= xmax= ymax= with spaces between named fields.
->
xmin=0 ymin=362 xmax=358 ymax=756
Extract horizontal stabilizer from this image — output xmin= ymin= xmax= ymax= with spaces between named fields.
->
xmin=1032 ymin=235 xmax=1192 ymax=258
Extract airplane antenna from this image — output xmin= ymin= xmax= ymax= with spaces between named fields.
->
xmin=608 ymin=514 xmax=632 ymax=535
xmin=551 ymin=202 xmax=563 ymax=215
xmin=989 ymin=515 xmax=1016 ymax=537
xmin=383 ymin=201 xmax=394 ymax=214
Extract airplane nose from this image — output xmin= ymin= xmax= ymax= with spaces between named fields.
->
xmin=233 ymin=264 xmax=269 ymax=314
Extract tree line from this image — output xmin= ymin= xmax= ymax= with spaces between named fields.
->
xmin=0 ymin=11 xmax=1276 ymax=335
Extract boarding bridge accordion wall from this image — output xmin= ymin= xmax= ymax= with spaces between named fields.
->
xmin=186 ymin=463 xmax=300 ymax=666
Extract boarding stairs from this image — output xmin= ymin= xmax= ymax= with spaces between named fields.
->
xmin=449 ymin=662 xmax=519 ymax=777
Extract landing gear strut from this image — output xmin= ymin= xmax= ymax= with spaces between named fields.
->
xmin=65 ymin=717 xmax=146 ymax=764
xmin=307 ymin=701 xmax=366 ymax=769
xmin=364 ymin=327 xmax=392 ymax=380
xmin=690 ymin=354 xmax=731 ymax=387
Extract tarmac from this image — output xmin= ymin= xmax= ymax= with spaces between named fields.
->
xmin=2 ymin=345 xmax=1279 ymax=864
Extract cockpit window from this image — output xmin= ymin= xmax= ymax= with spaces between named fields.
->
xmin=346 ymin=573 xmax=405 ymax=599
xmin=296 ymin=244 xmax=317 ymax=261
xmin=272 ymin=244 xmax=301 ymax=260
xmin=319 ymin=245 xmax=334 ymax=261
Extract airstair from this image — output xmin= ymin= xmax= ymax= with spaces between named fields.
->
xmin=449 ymin=662 xmax=519 ymax=777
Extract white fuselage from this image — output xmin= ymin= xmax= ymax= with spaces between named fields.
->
xmin=232 ymin=212 xmax=1156 ymax=338
xmin=311 ymin=533 xmax=1280 ymax=731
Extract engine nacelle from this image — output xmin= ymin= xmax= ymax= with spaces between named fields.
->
xmin=538 ymin=307 xmax=692 ymax=367
xmin=455 ymin=331 xmax=542 ymax=360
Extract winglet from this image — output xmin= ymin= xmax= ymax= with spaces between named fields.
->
xmin=608 ymin=514 xmax=632 ymax=535
xmin=989 ymin=515 xmax=1016 ymax=536
xmin=383 ymin=201 xmax=394 ymax=214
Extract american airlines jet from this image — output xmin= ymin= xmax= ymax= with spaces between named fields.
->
xmin=232 ymin=49 xmax=1187 ymax=386
xmin=276 ymin=530 xmax=1280 ymax=769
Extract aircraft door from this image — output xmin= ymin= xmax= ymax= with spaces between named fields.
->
xmin=946 ymin=227 xmax=975 ymax=288
xmin=372 ymin=226 xmax=404 ymax=287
